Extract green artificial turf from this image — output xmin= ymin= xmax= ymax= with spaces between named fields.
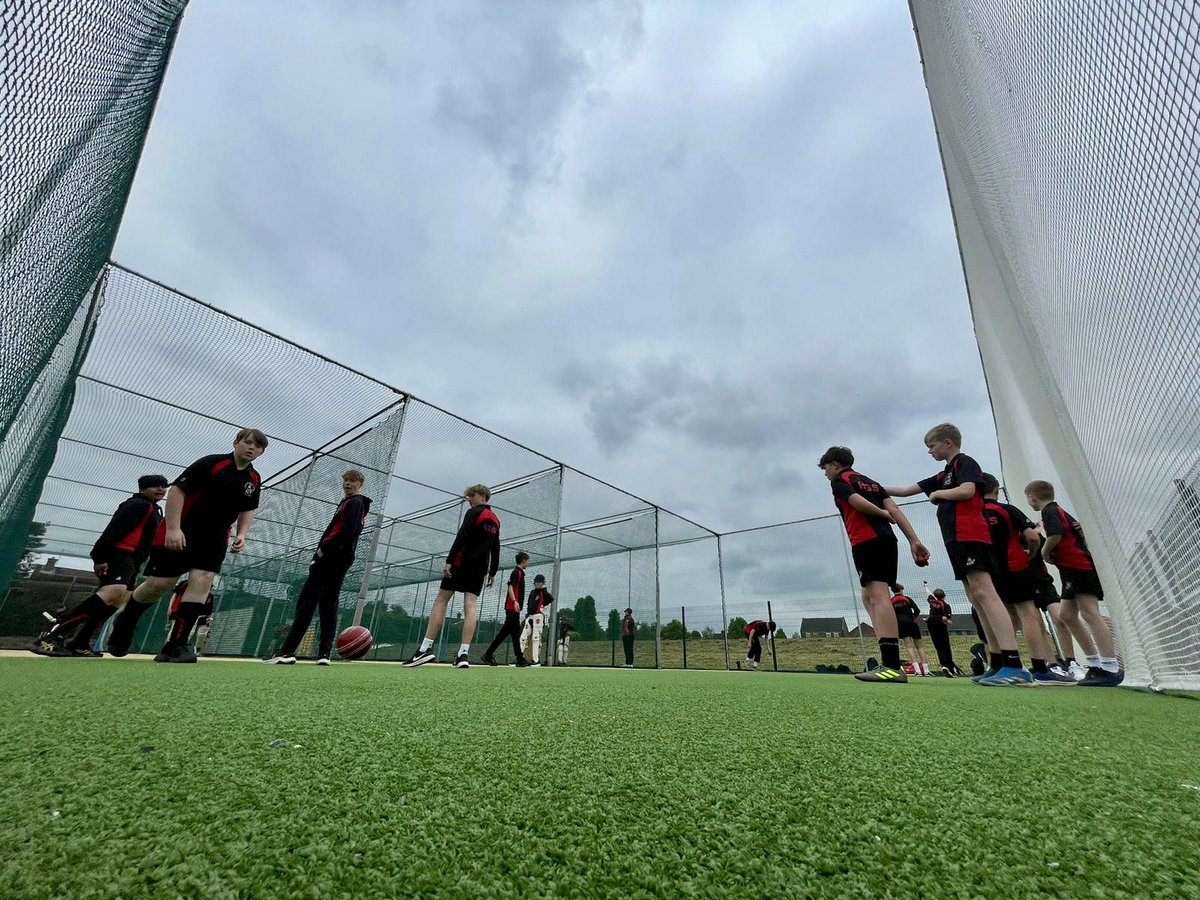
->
xmin=1 ymin=659 xmax=1197 ymax=899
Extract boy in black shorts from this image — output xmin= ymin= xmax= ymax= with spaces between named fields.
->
xmin=981 ymin=474 xmax=1074 ymax=684
xmin=1024 ymin=480 xmax=1121 ymax=686
xmin=922 ymin=584 xmax=960 ymax=676
xmin=743 ymin=619 xmax=776 ymax=670
xmin=29 ymin=475 xmax=168 ymax=657
xmin=886 ymin=423 xmax=1031 ymax=686
xmin=1031 ymin=530 xmax=1091 ymax=680
xmin=105 ymin=429 xmax=266 ymax=663
xmin=890 ymin=585 xmax=930 ymax=675
xmin=819 ymin=446 xmax=930 ymax=683
xmin=482 ymin=551 xmax=530 ymax=667
xmin=403 ymin=484 xmax=500 ymax=669
xmin=265 ymin=470 xmax=372 ymax=665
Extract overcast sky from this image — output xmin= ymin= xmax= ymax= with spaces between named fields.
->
xmin=113 ymin=0 xmax=999 ymax=534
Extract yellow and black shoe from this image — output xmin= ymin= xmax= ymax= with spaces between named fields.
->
xmin=854 ymin=665 xmax=908 ymax=683
xmin=27 ymin=634 xmax=70 ymax=657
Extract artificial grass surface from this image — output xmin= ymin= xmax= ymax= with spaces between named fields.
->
xmin=1 ymin=659 xmax=1197 ymax=899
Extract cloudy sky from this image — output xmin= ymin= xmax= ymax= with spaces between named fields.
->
xmin=113 ymin=0 xmax=1000 ymax=533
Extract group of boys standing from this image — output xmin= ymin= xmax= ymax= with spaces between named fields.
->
xmin=821 ymin=421 xmax=1121 ymax=687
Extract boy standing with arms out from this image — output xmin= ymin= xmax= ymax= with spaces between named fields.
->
xmin=29 ymin=475 xmax=168 ymax=657
xmin=107 ymin=429 xmax=266 ymax=663
xmin=980 ymin=474 xmax=1074 ymax=684
xmin=266 ymin=470 xmax=372 ymax=665
xmin=520 ymin=574 xmax=555 ymax=666
xmin=482 ymin=552 xmax=530 ymax=666
xmin=819 ymin=446 xmax=931 ymax=683
xmin=886 ymin=424 xmax=1032 ymax=686
xmin=1024 ymin=480 xmax=1122 ymax=686
xmin=403 ymin=484 xmax=500 ymax=670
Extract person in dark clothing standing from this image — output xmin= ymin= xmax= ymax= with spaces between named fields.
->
xmin=266 ymin=471 xmax=372 ymax=665
xmin=404 ymin=483 xmax=500 ymax=669
xmin=922 ymin=583 xmax=960 ymax=676
xmin=483 ymin=552 xmax=530 ymax=666
xmin=891 ymin=585 xmax=930 ymax=676
xmin=520 ymin=575 xmax=555 ymax=666
xmin=29 ymin=474 xmax=168 ymax=657
xmin=106 ymin=428 xmax=267 ymax=664
xmin=743 ymin=619 xmax=776 ymax=670
xmin=621 ymin=608 xmax=635 ymax=667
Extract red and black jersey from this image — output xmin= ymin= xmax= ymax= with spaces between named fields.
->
xmin=506 ymin=568 xmax=526 ymax=612
xmin=926 ymin=596 xmax=952 ymax=624
xmin=526 ymin=587 xmax=554 ymax=616
xmin=319 ymin=494 xmax=371 ymax=555
xmin=830 ymin=469 xmax=896 ymax=547
xmin=745 ymin=620 xmax=771 ymax=637
xmin=91 ymin=494 xmax=162 ymax=564
xmin=446 ymin=504 xmax=501 ymax=576
xmin=983 ymin=500 xmax=1037 ymax=574
xmin=156 ymin=453 xmax=261 ymax=544
xmin=1040 ymin=502 xmax=1095 ymax=571
xmin=917 ymin=453 xmax=991 ymax=545
xmin=890 ymin=593 xmax=920 ymax=622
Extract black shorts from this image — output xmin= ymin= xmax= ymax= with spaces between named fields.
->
xmin=95 ymin=553 xmax=139 ymax=589
xmin=440 ymin=568 xmax=487 ymax=597
xmin=946 ymin=541 xmax=995 ymax=581
xmin=851 ymin=537 xmax=898 ymax=588
xmin=1032 ymin=572 xmax=1060 ymax=611
xmin=993 ymin=568 xmax=1036 ymax=607
xmin=896 ymin=617 xmax=922 ymax=641
xmin=143 ymin=534 xmax=228 ymax=579
xmin=1059 ymin=567 xmax=1104 ymax=601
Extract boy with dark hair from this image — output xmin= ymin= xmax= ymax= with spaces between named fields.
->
xmin=29 ymin=474 xmax=168 ymax=657
xmin=105 ymin=429 xmax=266 ymax=663
xmin=403 ymin=484 xmax=500 ymax=669
xmin=520 ymin=574 xmax=555 ymax=666
xmin=621 ymin=608 xmax=635 ymax=667
xmin=922 ymin=584 xmax=960 ymax=676
xmin=483 ymin=551 xmax=530 ymax=666
xmin=886 ymin=423 xmax=1032 ymax=686
xmin=743 ymin=619 xmax=776 ymax=670
xmin=980 ymin=474 xmax=1074 ymax=684
xmin=266 ymin=470 xmax=372 ymax=665
xmin=819 ymin=445 xmax=931 ymax=683
xmin=1024 ymin=480 xmax=1122 ymax=686
xmin=890 ymin=585 xmax=930 ymax=676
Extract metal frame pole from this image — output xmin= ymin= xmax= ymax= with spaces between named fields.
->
xmin=717 ymin=535 xmax=730 ymax=671
xmin=768 ymin=599 xmax=779 ymax=672
xmin=352 ymin=512 xmax=385 ymax=626
xmin=253 ymin=460 xmax=316 ymax=658
xmin=547 ymin=465 xmax=565 ymax=667
xmin=653 ymin=508 xmax=662 ymax=669
xmin=682 ymin=605 xmax=688 ymax=669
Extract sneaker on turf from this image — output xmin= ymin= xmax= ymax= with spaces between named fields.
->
xmin=264 ymin=655 xmax=297 ymax=665
xmin=315 ymin=657 xmax=331 ymax=666
xmin=482 ymin=654 xmax=497 ymax=666
xmin=1078 ymin=666 xmax=1123 ymax=687
xmin=979 ymin=666 xmax=1034 ymax=686
xmin=154 ymin=644 xmax=197 ymax=664
xmin=68 ymin=646 xmax=102 ymax=658
xmin=515 ymin=659 xmax=531 ymax=668
xmin=530 ymin=661 xmax=542 ymax=667
xmin=854 ymin=665 xmax=908 ymax=683
xmin=1033 ymin=668 xmax=1076 ymax=685
xmin=453 ymin=653 xmax=470 ymax=669
xmin=403 ymin=649 xmax=436 ymax=668
xmin=971 ymin=666 xmax=998 ymax=683
xmin=28 ymin=634 xmax=70 ymax=657
xmin=1067 ymin=660 xmax=1087 ymax=681
xmin=940 ymin=665 xmax=956 ymax=678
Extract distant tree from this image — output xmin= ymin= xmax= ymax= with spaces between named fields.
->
xmin=571 ymin=595 xmax=601 ymax=640
xmin=701 ymin=625 xmax=716 ymax=639
xmin=689 ymin=630 xmax=701 ymax=640
xmin=775 ymin=626 xmax=787 ymax=640
xmin=16 ymin=522 xmax=47 ymax=575
xmin=606 ymin=608 xmax=621 ymax=640
xmin=661 ymin=619 xmax=685 ymax=640
xmin=728 ymin=616 xmax=747 ymax=638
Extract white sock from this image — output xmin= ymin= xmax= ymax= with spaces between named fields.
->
xmin=1085 ymin=654 xmax=1100 ymax=668
xmin=1099 ymin=656 xmax=1120 ymax=673
xmin=419 ymin=638 xmax=434 ymax=653
xmin=459 ymin=643 xmax=470 ymax=657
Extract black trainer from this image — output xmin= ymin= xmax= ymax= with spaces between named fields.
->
xmin=854 ymin=665 xmax=908 ymax=683
xmin=403 ymin=649 xmax=436 ymax=668
xmin=1078 ymin=666 xmax=1123 ymax=687
xmin=453 ymin=653 xmax=470 ymax=669
xmin=153 ymin=644 xmax=197 ymax=664
xmin=481 ymin=654 xmax=498 ymax=666
xmin=28 ymin=634 xmax=70 ymax=657
xmin=515 ymin=658 xmax=530 ymax=667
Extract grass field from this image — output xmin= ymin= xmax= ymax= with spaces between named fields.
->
xmin=1 ymin=657 xmax=1197 ymax=899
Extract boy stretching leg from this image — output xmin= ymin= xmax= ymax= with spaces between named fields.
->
xmin=886 ymin=423 xmax=1032 ymax=686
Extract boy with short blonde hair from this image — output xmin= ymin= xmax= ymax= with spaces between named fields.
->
xmin=1024 ymin=480 xmax=1121 ymax=686
xmin=886 ymin=423 xmax=1032 ymax=686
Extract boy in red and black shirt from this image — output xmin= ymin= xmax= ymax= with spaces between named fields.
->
xmin=890 ymin=585 xmax=930 ymax=675
xmin=887 ymin=422 xmax=1031 ymax=686
xmin=922 ymin=584 xmax=960 ymax=675
xmin=106 ymin=428 xmax=267 ymax=664
xmin=520 ymin=575 xmax=555 ymax=665
xmin=29 ymin=474 xmax=168 ymax=657
xmin=819 ymin=445 xmax=930 ymax=683
xmin=1024 ymin=480 xmax=1121 ymax=686
xmin=981 ymin=474 xmax=1073 ymax=684
xmin=404 ymin=483 xmax=500 ymax=669
xmin=743 ymin=619 xmax=776 ymax=670
xmin=267 ymin=470 xmax=372 ymax=665
xmin=482 ymin=551 xmax=530 ymax=666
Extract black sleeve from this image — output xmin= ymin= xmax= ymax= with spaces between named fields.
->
xmin=174 ymin=455 xmax=221 ymax=493
xmin=445 ymin=508 xmax=474 ymax=565
xmin=91 ymin=498 xmax=150 ymax=561
xmin=1009 ymin=505 xmax=1036 ymax=535
xmin=508 ymin=570 xmax=521 ymax=587
xmin=954 ymin=455 xmax=984 ymax=487
xmin=242 ymin=473 xmax=261 ymax=512
xmin=340 ymin=496 xmax=366 ymax=546
xmin=490 ymin=526 xmax=500 ymax=578
xmin=917 ymin=474 xmax=940 ymax=497
xmin=544 ymin=591 xmax=555 ymax=606
xmin=830 ymin=480 xmax=855 ymax=501
xmin=1041 ymin=506 xmax=1064 ymax=537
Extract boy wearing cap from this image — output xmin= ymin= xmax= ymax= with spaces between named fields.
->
xmin=520 ymin=574 xmax=555 ymax=666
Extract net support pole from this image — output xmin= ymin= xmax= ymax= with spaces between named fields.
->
xmin=654 ymin=507 xmax=662 ymax=669
xmin=547 ymin=465 xmax=565 ymax=667
xmin=253 ymin=458 xmax=316 ymax=658
xmin=352 ymin=512 xmax=385 ymax=626
xmin=768 ymin=600 xmax=778 ymax=672
xmin=718 ymin=535 xmax=729 ymax=671
xmin=681 ymin=605 xmax=688 ymax=669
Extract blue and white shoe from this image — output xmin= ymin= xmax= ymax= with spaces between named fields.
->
xmin=979 ymin=666 xmax=1035 ymax=686
xmin=1033 ymin=668 xmax=1076 ymax=685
